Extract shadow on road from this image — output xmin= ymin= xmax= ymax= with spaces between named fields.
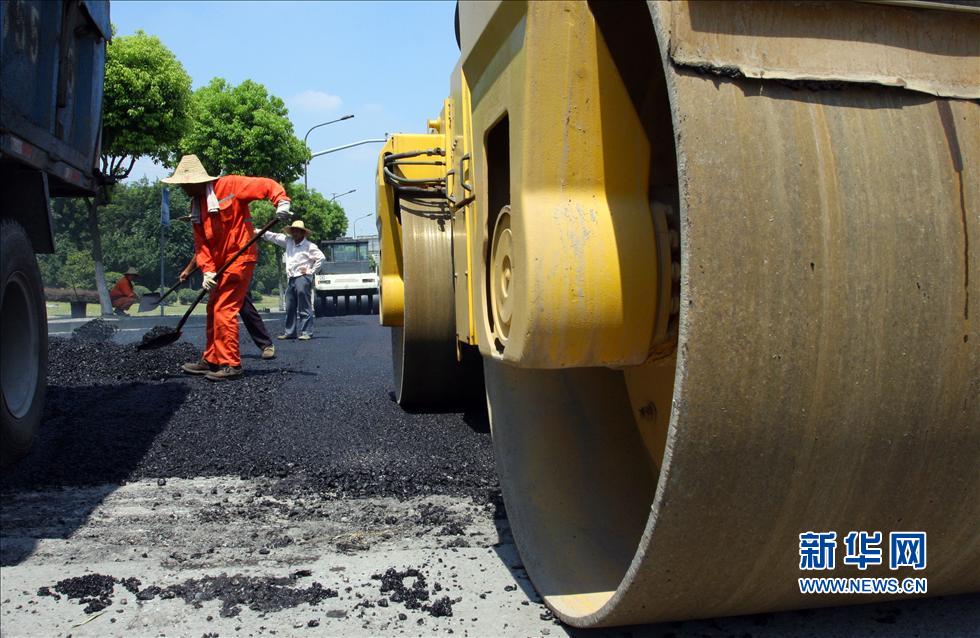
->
xmin=0 ymin=381 xmax=189 ymax=567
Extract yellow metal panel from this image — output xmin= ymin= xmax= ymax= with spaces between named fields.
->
xmin=449 ymin=63 xmax=479 ymax=346
xmin=465 ymin=0 xmax=659 ymax=368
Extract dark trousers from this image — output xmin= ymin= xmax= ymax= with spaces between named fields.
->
xmin=240 ymin=295 xmax=272 ymax=350
xmin=283 ymin=274 xmax=314 ymax=337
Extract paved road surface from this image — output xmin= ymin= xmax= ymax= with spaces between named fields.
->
xmin=2 ymin=315 xmax=977 ymax=637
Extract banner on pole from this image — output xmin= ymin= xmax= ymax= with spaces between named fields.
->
xmin=161 ymin=187 xmax=170 ymax=227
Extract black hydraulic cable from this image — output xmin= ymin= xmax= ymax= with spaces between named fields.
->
xmin=383 ymin=166 xmax=446 ymax=187
xmin=383 ymin=148 xmax=445 ymax=164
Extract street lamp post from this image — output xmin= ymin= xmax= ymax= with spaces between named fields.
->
xmin=303 ymin=114 xmax=354 ymax=188
xmin=310 ymin=137 xmax=388 ymax=159
xmin=330 ymin=189 xmax=356 ymax=202
xmin=352 ymin=213 xmax=373 ymax=238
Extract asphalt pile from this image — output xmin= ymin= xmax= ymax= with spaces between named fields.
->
xmin=48 ymin=336 xmax=199 ymax=384
xmin=3 ymin=315 xmax=497 ymax=503
xmin=71 ymin=317 xmax=118 ymax=342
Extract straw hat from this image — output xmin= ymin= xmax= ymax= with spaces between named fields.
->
xmin=286 ymin=220 xmax=311 ymax=237
xmin=124 ymin=266 xmax=140 ymax=276
xmin=161 ymin=155 xmax=217 ymax=184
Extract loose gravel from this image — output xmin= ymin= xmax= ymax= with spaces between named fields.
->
xmin=2 ymin=316 xmax=497 ymax=502
xmin=3 ymin=316 xmax=501 ymax=632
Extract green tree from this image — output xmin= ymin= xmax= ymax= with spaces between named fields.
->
xmin=250 ymin=184 xmax=347 ymax=239
xmin=98 ymin=179 xmax=194 ymax=292
xmin=87 ymin=30 xmax=192 ymax=314
xmin=102 ymin=31 xmax=192 ymax=176
xmin=176 ymin=78 xmax=315 ymax=305
xmin=179 ymin=78 xmax=310 ymax=184
xmin=44 ymin=182 xmax=195 ymax=294
xmin=61 ymin=249 xmax=95 ymax=299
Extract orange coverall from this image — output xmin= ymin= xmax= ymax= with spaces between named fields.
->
xmin=193 ymin=175 xmax=289 ymax=367
xmin=109 ymin=276 xmax=136 ymax=311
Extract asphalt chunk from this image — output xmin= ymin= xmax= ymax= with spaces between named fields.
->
xmin=51 ymin=574 xmax=118 ymax=614
xmin=373 ymin=567 xmax=430 ymax=610
xmin=40 ymin=572 xmax=337 ymax=619
xmin=161 ymin=573 xmax=338 ymax=618
xmin=370 ymin=567 xmax=458 ymax=617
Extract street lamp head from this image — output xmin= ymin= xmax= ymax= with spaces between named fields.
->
xmin=303 ymin=114 xmax=356 ymax=188
xmin=353 ymin=212 xmax=373 ymax=237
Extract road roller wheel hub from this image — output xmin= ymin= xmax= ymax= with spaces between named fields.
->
xmin=490 ymin=206 xmax=513 ymax=349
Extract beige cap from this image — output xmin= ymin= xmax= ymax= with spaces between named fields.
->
xmin=161 ymin=154 xmax=217 ymax=184
xmin=124 ymin=266 xmax=139 ymax=276
xmin=286 ymin=220 xmax=311 ymax=236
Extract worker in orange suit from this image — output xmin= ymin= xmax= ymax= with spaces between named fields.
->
xmin=162 ymin=155 xmax=291 ymax=381
xmin=109 ymin=266 xmax=140 ymax=315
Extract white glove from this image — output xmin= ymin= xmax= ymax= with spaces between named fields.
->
xmin=202 ymin=272 xmax=217 ymax=291
xmin=275 ymin=200 xmax=291 ymax=222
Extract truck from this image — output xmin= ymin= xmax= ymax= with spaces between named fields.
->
xmin=0 ymin=0 xmax=110 ymax=466
xmin=376 ymin=0 xmax=979 ymax=628
xmin=313 ymin=237 xmax=379 ymax=316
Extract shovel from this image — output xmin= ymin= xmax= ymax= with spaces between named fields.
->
xmin=138 ymin=271 xmax=196 ymax=313
xmin=137 ymin=217 xmax=279 ymax=350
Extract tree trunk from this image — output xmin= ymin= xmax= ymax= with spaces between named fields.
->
xmin=87 ymin=197 xmax=113 ymax=315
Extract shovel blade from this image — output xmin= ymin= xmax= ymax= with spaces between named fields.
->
xmin=136 ymin=328 xmax=181 ymax=350
xmin=138 ymin=293 xmax=162 ymax=313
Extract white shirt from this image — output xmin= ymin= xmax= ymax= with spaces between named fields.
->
xmin=262 ymin=233 xmax=325 ymax=278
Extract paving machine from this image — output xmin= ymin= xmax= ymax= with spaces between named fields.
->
xmin=375 ymin=0 xmax=979 ymax=627
xmin=314 ymin=238 xmax=379 ymax=316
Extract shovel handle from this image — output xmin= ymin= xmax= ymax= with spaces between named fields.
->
xmin=174 ymin=217 xmax=280 ymax=332
xmin=155 ymin=275 xmax=191 ymax=306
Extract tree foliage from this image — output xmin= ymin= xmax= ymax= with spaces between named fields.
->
xmin=42 ymin=180 xmax=195 ymax=292
xmin=61 ymin=249 xmax=95 ymax=293
xmin=41 ymin=180 xmax=349 ymax=297
xmin=250 ymin=183 xmax=348 ymax=239
xmin=179 ymin=78 xmax=310 ymax=184
xmin=102 ymin=30 xmax=192 ymax=179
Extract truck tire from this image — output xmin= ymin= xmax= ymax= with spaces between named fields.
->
xmin=1 ymin=220 xmax=47 ymax=467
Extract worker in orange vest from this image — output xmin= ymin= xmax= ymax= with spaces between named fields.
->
xmin=177 ymin=254 xmax=276 ymax=360
xmin=162 ymin=155 xmax=291 ymax=381
xmin=109 ymin=267 xmax=140 ymax=315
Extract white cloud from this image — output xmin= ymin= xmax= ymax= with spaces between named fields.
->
xmin=288 ymin=90 xmax=343 ymax=112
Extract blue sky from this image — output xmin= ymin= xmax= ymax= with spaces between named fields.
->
xmin=112 ymin=0 xmax=459 ymax=235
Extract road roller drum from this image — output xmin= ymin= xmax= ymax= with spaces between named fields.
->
xmin=377 ymin=0 xmax=980 ymax=626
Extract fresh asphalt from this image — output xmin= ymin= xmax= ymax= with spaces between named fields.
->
xmin=0 ymin=314 xmax=976 ymax=637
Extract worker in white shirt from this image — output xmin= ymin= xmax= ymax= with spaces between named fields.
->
xmin=258 ymin=220 xmax=325 ymax=340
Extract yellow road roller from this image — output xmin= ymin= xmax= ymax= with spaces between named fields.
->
xmin=376 ymin=0 xmax=979 ymax=627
